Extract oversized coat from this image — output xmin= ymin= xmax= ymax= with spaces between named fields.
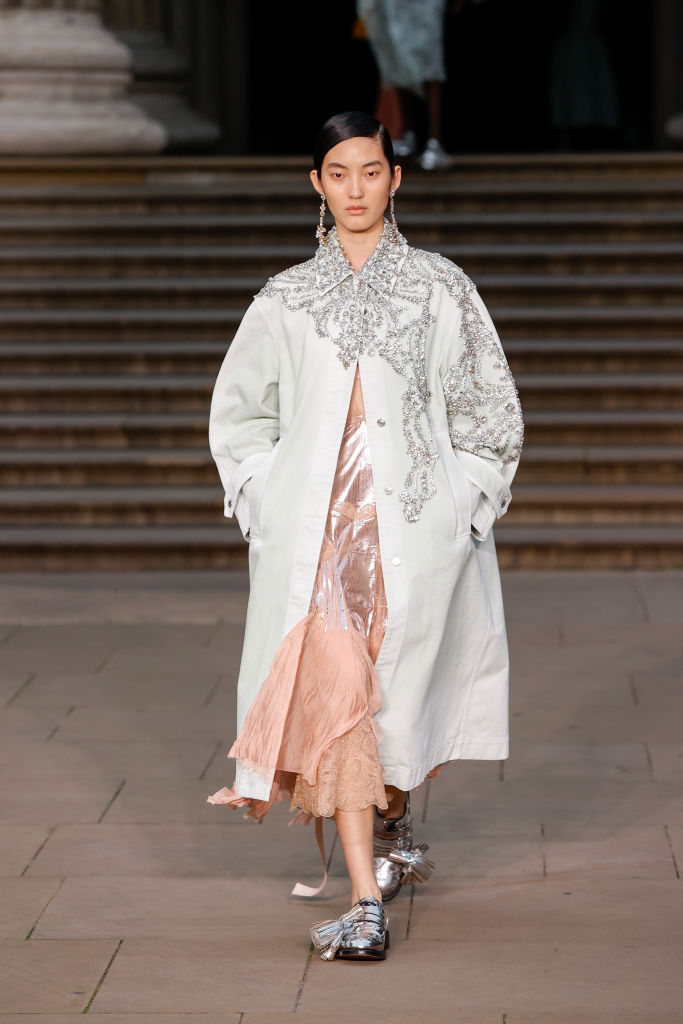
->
xmin=208 ymin=217 xmax=525 ymax=802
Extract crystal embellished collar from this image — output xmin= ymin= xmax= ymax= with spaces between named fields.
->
xmin=314 ymin=216 xmax=409 ymax=298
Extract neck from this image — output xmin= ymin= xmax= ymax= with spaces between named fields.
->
xmin=334 ymin=217 xmax=385 ymax=272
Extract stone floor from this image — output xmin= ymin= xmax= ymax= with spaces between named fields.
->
xmin=0 ymin=569 xmax=681 ymax=1023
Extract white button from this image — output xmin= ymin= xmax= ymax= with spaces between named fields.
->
xmin=392 ymin=556 xmax=401 ymax=566
xmin=384 ymin=486 xmax=393 ymax=495
xmin=377 ymin=418 xmax=386 ymax=426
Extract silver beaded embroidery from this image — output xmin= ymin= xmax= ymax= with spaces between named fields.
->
xmin=256 ymin=217 xmax=523 ymax=523
xmin=437 ymin=263 xmax=525 ymax=472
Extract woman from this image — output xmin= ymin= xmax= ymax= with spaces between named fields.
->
xmin=207 ymin=110 xmax=524 ymax=962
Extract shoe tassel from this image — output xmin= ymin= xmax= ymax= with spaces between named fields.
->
xmin=310 ymin=904 xmax=365 ymax=961
xmin=387 ymin=842 xmax=435 ymax=886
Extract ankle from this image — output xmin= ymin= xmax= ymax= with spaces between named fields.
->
xmin=381 ymin=791 xmax=408 ymax=820
xmin=351 ymin=884 xmax=382 ymax=906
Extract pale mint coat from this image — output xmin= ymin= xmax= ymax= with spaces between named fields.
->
xmin=209 ymin=218 xmax=524 ymax=801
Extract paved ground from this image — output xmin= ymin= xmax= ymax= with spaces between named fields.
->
xmin=0 ymin=569 xmax=681 ymax=1023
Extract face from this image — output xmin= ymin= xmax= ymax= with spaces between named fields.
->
xmin=310 ymin=135 xmax=401 ymax=235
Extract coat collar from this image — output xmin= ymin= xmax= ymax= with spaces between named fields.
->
xmin=314 ymin=216 xmax=409 ymax=298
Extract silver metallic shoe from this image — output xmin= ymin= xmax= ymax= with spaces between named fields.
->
xmin=310 ymin=896 xmax=390 ymax=961
xmin=418 ymin=137 xmax=454 ymax=171
xmin=373 ymin=794 xmax=435 ymax=901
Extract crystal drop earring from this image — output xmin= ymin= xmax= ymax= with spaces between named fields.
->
xmin=316 ymin=192 xmax=328 ymax=245
xmin=389 ymin=187 xmax=398 ymax=242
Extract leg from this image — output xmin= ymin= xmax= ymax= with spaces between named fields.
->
xmin=418 ymin=83 xmax=453 ymax=169
xmin=382 ymin=764 xmax=441 ymax=820
xmin=396 ymin=86 xmax=415 ymax=131
xmin=335 ymin=804 xmax=382 ymax=906
xmin=382 ymin=785 xmax=408 ymax=819
xmin=425 ymin=79 xmax=442 ymax=142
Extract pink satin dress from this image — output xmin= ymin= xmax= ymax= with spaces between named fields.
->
xmin=208 ymin=361 xmax=389 ymax=821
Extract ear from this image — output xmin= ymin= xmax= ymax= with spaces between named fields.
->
xmin=310 ymin=168 xmax=323 ymax=195
xmin=391 ymin=165 xmax=402 ymax=190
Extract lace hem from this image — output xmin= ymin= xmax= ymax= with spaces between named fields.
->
xmin=292 ymin=713 xmax=388 ymax=817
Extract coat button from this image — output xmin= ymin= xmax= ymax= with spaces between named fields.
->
xmin=377 ymin=418 xmax=386 ymax=426
xmin=392 ymin=556 xmax=401 ymax=566
xmin=227 ymin=499 xmax=232 ymax=508
xmin=384 ymin=486 xmax=393 ymax=495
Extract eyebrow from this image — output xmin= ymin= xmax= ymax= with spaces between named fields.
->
xmin=326 ymin=160 xmax=383 ymax=169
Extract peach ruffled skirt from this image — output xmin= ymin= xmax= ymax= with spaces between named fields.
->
xmin=208 ymin=362 xmax=389 ymax=822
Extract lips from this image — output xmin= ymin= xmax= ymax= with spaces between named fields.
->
xmin=347 ymin=207 xmax=367 ymax=212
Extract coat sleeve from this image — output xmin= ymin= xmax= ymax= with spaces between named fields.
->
xmin=208 ymin=296 xmax=280 ymax=540
xmin=438 ymin=275 xmax=524 ymax=542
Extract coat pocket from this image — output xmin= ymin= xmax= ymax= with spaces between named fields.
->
xmin=434 ymin=429 xmax=472 ymax=539
xmin=244 ymin=437 xmax=283 ymax=538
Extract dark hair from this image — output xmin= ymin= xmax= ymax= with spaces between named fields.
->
xmin=313 ymin=110 xmax=395 ymax=178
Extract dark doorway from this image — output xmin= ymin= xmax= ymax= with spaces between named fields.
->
xmin=242 ymin=0 xmax=653 ymax=155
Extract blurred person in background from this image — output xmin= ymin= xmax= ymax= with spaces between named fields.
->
xmin=549 ymin=0 xmax=620 ymax=150
xmin=357 ymin=0 xmax=479 ymax=169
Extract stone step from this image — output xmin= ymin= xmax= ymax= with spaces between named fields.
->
xmin=504 ymin=483 xmax=683 ymax=524
xmin=0 ymin=272 xmax=680 ymax=310
xmin=504 ymin=338 xmax=683 ymax=373
xmin=0 ymin=412 xmax=209 ymax=447
xmin=0 ymin=408 xmax=679 ymax=451
xmin=0 ymin=304 xmax=680 ymax=342
xmin=0 ymin=307 xmax=244 ymax=341
xmin=2 ymin=178 xmax=683 ymax=216
xmin=518 ymin=373 xmax=683 ymax=410
xmin=498 ymin=305 xmax=683 ymax=339
xmin=521 ymin=409 xmax=683 ymax=444
xmin=0 ymin=482 xmax=679 ymax=527
xmin=494 ymin=524 xmax=683 ymax=570
xmin=0 ymin=340 xmax=228 ymax=375
xmin=0 ymin=448 xmax=216 ymax=486
xmin=0 ymin=374 xmax=213 ymax=412
xmin=2 ymin=408 xmax=681 ymax=448
xmin=0 ymin=486 xmax=223 ymax=524
xmin=1 ymin=371 xmax=681 ymax=412
xmin=0 ymin=524 xmax=247 ymax=571
xmin=1 ymin=445 xmax=681 ymax=487
xmin=0 ymin=521 xmax=680 ymax=572
xmin=4 ymin=241 xmax=683 ymax=279
xmin=1 ymin=152 xmax=681 ymax=186
xmin=1 ymin=210 xmax=683 ymax=246
xmin=515 ymin=445 xmax=683 ymax=483
xmin=1 ymin=338 xmax=680 ymax=377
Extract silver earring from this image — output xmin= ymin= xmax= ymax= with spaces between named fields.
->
xmin=316 ymin=193 xmax=328 ymax=244
xmin=389 ymin=188 xmax=398 ymax=242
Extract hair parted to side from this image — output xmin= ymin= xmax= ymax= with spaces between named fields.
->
xmin=313 ymin=110 xmax=396 ymax=178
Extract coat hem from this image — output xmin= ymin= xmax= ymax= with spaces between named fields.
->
xmin=381 ymin=734 xmax=509 ymax=792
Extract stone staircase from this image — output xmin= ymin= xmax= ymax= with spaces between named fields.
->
xmin=1 ymin=153 xmax=682 ymax=570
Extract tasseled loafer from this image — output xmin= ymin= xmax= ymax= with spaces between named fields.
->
xmin=310 ymin=896 xmax=390 ymax=961
xmin=373 ymin=794 xmax=435 ymax=901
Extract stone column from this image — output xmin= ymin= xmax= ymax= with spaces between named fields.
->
xmin=0 ymin=0 xmax=167 ymax=154
xmin=102 ymin=0 xmax=220 ymax=151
